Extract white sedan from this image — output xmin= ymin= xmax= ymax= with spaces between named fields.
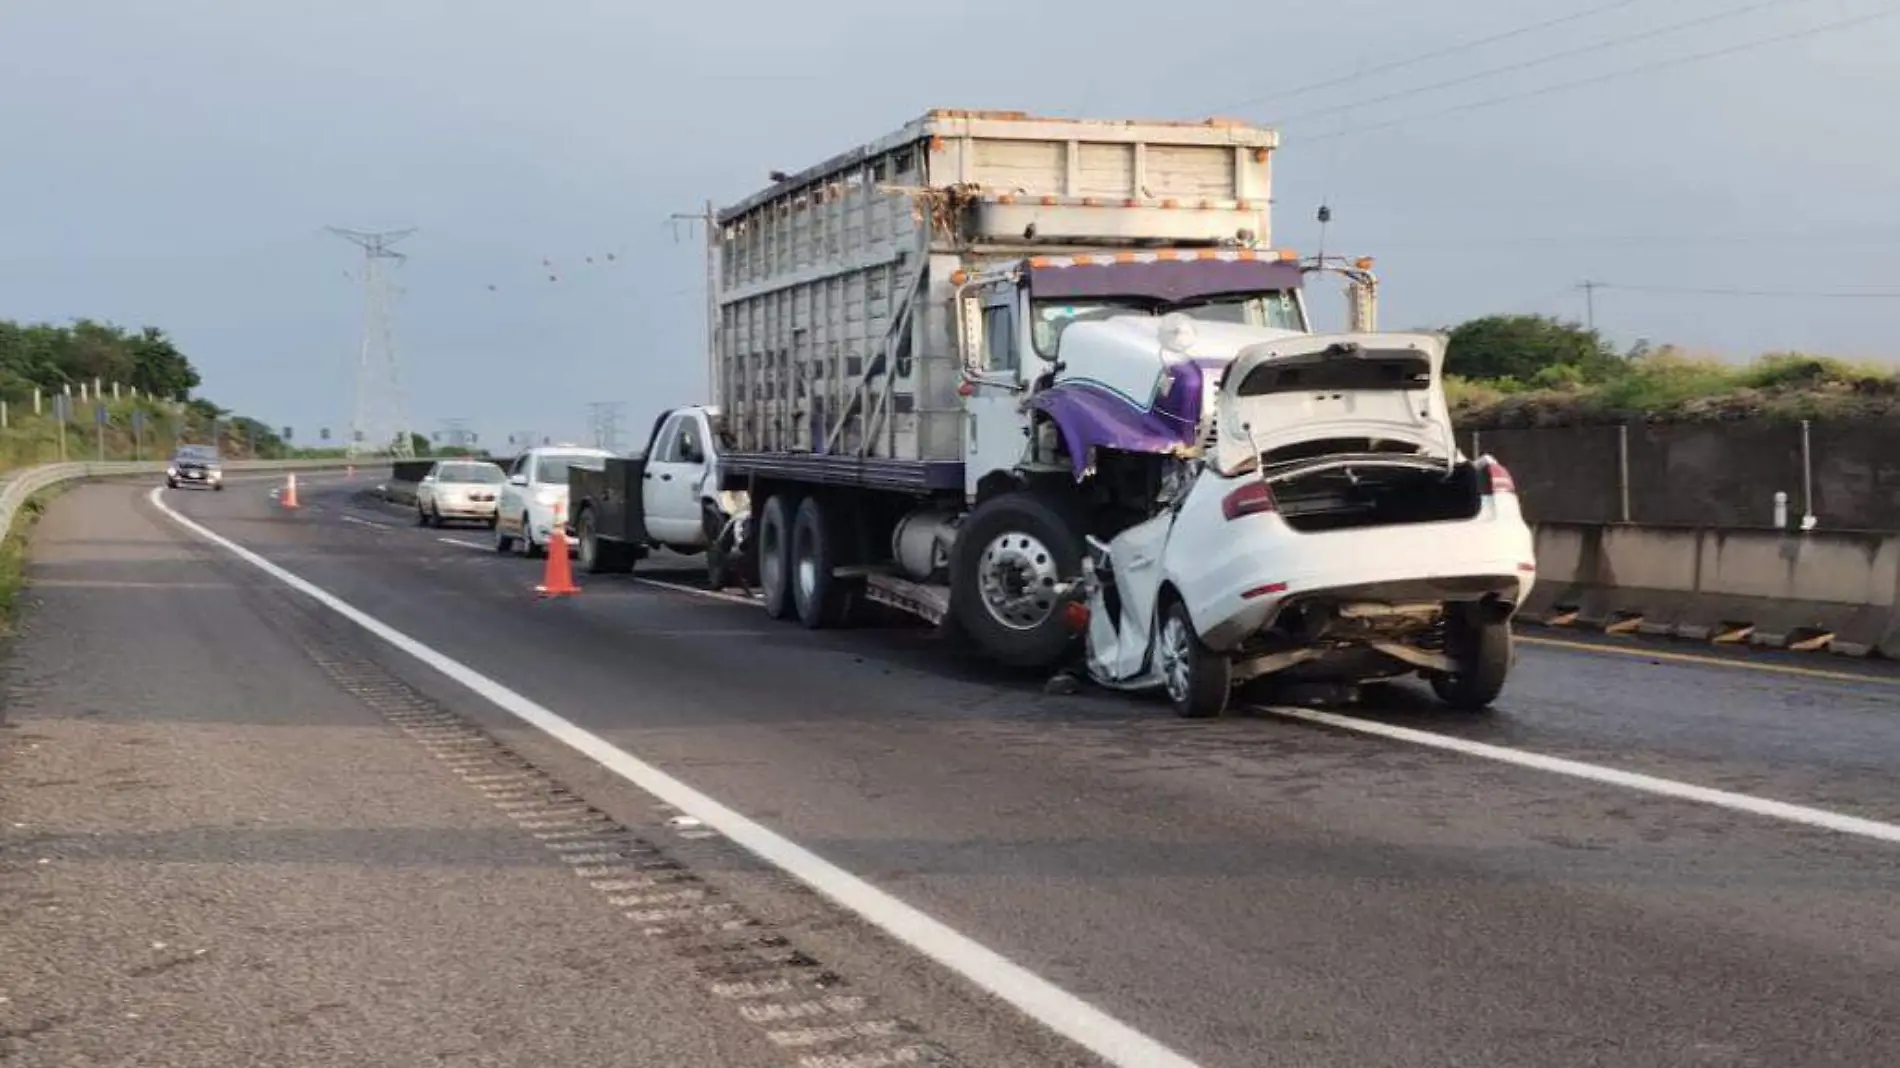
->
xmin=1078 ymin=331 xmax=1536 ymax=718
xmin=415 ymin=459 xmax=506 ymax=527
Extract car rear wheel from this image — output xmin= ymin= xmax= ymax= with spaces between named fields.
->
xmin=1157 ymin=599 xmax=1232 ymax=719
xmin=494 ymin=521 xmax=515 ymax=554
xmin=1429 ymin=613 xmax=1512 ymax=710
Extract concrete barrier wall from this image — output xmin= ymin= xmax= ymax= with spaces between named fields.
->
xmin=1524 ymin=521 xmax=1900 ymax=657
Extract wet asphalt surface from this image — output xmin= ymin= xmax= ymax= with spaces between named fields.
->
xmin=2 ymin=476 xmax=1897 ymax=1067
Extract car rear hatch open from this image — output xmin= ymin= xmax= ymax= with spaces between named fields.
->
xmin=1212 ymin=333 xmax=1483 ymax=533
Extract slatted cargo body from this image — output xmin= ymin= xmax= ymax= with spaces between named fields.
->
xmin=711 ymin=110 xmax=1278 ymax=483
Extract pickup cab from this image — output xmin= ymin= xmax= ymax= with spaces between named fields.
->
xmin=566 ymin=405 xmax=750 ymax=587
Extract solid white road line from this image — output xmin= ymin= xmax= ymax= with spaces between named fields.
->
xmin=341 ymin=514 xmax=392 ymax=531
xmin=437 ymin=537 xmax=492 ymax=551
xmin=634 ymin=576 xmax=758 ymax=607
xmin=1251 ymin=703 xmax=1900 ymax=846
xmin=146 ymin=487 xmax=1204 ymax=1068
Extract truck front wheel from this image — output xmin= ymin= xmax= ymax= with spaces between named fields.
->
xmin=757 ymin=493 xmax=799 ymax=620
xmin=950 ymin=491 xmax=1085 ymax=670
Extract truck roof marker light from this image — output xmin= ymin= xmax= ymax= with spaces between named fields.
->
xmin=957 ymin=380 xmax=976 ymax=397
xmin=1040 ymin=196 xmax=1058 ymax=206
xmin=1027 ymin=257 xmax=1054 ymax=269
xmin=1355 ymin=256 xmax=1375 ymax=270
xmin=1113 ymin=251 xmax=1139 ymax=263
xmin=949 ymin=269 xmax=968 ymax=285
xmin=1155 ymin=249 xmax=1182 ymax=261
xmin=1240 ymin=581 xmax=1288 ymax=600
xmin=1277 ymin=249 xmax=1299 ymax=262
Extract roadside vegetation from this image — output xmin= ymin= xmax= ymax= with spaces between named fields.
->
xmin=0 ymin=318 xmax=301 ymax=473
xmin=1442 ymin=314 xmax=1897 ymax=429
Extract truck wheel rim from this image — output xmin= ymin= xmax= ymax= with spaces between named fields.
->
xmin=1159 ymin=614 xmax=1192 ymax=703
xmin=977 ymin=532 xmax=1059 ymax=631
xmin=579 ymin=520 xmax=595 ymax=568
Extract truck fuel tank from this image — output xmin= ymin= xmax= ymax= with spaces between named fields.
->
xmin=892 ymin=508 xmax=962 ymax=583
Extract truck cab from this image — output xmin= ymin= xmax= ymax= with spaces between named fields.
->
xmin=955 ymin=251 xmax=1379 ymax=500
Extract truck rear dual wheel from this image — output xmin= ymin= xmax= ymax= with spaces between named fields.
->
xmin=757 ymin=494 xmax=798 ymax=620
xmin=949 ymin=491 xmax=1086 ymax=671
xmin=789 ymin=496 xmax=856 ymax=629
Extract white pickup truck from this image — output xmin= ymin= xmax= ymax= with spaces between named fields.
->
xmin=565 ymin=405 xmax=751 ymax=587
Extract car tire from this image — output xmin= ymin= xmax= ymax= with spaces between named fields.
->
xmin=757 ymin=493 xmax=799 ymax=620
xmin=166 ymin=478 xmax=177 ymax=489
xmin=417 ymin=504 xmax=431 ymax=527
xmin=790 ymin=495 xmax=855 ymax=629
xmin=1429 ymin=612 xmax=1513 ymax=710
xmin=213 ymin=483 xmax=224 ymax=492
xmin=1158 ymin=598 xmax=1232 ymax=719
xmin=495 ymin=522 xmax=515 ymax=554
xmin=576 ymin=507 xmax=633 ymax=574
xmin=949 ymin=490 xmax=1086 ymax=671
xmin=521 ymin=513 xmax=546 ymax=559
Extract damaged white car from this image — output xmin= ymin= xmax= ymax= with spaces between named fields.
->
xmin=1074 ymin=329 xmax=1537 ymax=718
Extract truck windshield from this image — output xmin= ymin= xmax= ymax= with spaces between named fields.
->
xmin=1030 ymin=291 xmax=1305 ymax=358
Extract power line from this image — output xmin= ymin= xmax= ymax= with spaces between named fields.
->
xmin=1594 ymin=282 xmax=1900 ymax=298
xmin=1275 ymin=0 xmax=1821 ymax=126
xmin=1300 ymin=6 xmax=1897 ymax=143
xmin=1213 ymin=0 xmax=1653 ymax=112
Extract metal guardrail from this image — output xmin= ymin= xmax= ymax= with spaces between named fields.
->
xmin=0 ymin=459 xmax=357 ymax=540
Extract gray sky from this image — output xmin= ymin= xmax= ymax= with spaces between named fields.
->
xmin=2 ymin=0 xmax=1895 ymax=448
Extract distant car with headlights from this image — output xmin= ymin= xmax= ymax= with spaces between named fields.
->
xmin=165 ymin=445 xmax=224 ymax=491
xmin=415 ymin=459 xmax=506 ymax=527
xmin=494 ymin=444 xmax=615 ymax=557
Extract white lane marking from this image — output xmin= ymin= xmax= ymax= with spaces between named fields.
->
xmin=146 ymin=486 xmax=1203 ymax=1068
xmin=635 ymin=576 xmax=758 ymax=607
xmin=437 ymin=537 xmax=492 ymax=551
xmin=341 ymin=514 xmax=392 ymax=531
xmin=1252 ymin=703 xmax=1900 ymax=846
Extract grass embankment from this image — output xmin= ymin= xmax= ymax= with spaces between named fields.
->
xmin=1449 ymin=350 xmax=1900 ymax=429
xmin=0 ymin=494 xmax=53 ymax=638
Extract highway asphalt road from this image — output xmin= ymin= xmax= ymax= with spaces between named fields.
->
xmin=2 ymin=475 xmax=1897 ymax=1067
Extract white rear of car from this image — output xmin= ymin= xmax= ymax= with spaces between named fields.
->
xmin=1089 ymin=331 xmax=1536 ymax=716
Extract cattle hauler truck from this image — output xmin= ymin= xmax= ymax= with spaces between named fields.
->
xmin=708 ymin=110 xmax=1528 ymax=713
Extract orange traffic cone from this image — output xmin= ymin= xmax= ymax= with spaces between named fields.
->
xmin=535 ymin=502 xmax=580 ymax=598
xmin=282 ymin=473 xmax=300 ymax=510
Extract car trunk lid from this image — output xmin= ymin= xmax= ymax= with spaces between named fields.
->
xmin=1210 ymin=332 xmax=1455 ymax=477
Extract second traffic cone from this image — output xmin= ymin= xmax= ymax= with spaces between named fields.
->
xmin=535 ymin=501 xmax=580 ymax=598
xmin=281 ymin=473 xmax=300 ymax=510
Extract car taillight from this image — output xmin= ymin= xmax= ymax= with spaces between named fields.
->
xmin=1221 ymin=481 xmax=1277 ymax=520
xmin=1481 ymin=460 xmax=1516 ymax=496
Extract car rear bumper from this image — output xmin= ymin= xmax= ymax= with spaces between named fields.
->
xmin=1190 ymin=520 xmax=1537 ymax=651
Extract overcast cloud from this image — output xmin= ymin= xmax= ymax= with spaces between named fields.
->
xmin=2 ymin=0 xmax=1894 ymax=448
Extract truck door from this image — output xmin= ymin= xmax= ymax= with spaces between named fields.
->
xmin=642 ymin=414 xmax=697 ymax=542
xmin=963 ymin=286 xmax=1031 ymax=498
